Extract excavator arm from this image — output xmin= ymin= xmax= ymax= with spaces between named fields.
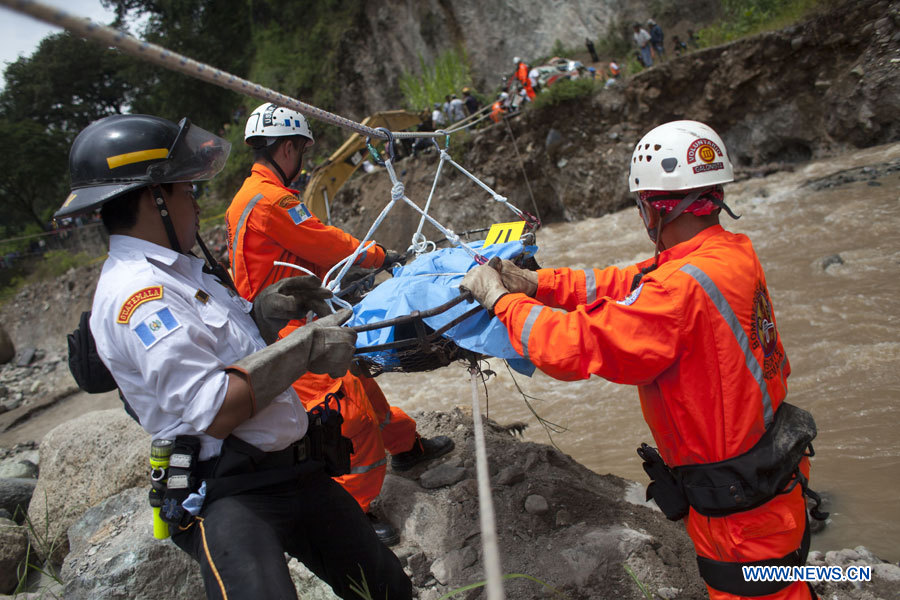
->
xmin=303 ymin=110 xmax=423 ymax=223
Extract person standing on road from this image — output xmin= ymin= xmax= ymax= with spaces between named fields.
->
xmin=462 ymin=87 xmax=480 ymax=116
xmin=227 ymin=104 xmax=454 ymax=546
xmin=648 ymin=19 xmax=666 ymax=61
xmin=633 ymin=23 xmax=653 ymax=67
xmin=60 ymin=113 xmax=412 ymax=599
xmin=449 ymin=94 xmax=466 ymax=123
xmin=585 ymin=37 xmax=599 ymax=62
xmin=513 ymin=56 xmax=536 ymax=100
xmin=461 ymin=120 xmax=825 ymax=600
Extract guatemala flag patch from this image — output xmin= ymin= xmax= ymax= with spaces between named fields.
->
xmin=133 ymin=307 xmax=181 ymax=348
xmin=287 ymin=202 xmax=313 ymax=225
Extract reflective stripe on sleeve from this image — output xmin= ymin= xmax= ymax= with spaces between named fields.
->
xmin=230 ymin=193 xmax=264 ymax=271
xmin=520 ymin=304 xmax=545 ymax=361
xmin=379 ymin=411 xmax=392 ymax=430
xmin=349 ymin=457 xmax=386 ymax=475
xmin=679 ymin=264 xmax=775 ymax=427
xmin=583 ymin=269 xmax=597 ymax=304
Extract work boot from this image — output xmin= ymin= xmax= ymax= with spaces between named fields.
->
xmin=367 ymin=512 xmax=400 ymax=546
xmin=390 ymin=435 xmax=455 ymax=472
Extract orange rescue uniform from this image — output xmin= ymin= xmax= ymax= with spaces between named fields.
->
xmin=226 ymin=164 xmax=418 ymax=512
xmin=515 ymin=61 xmax=536 ymax=99
xmin=493 ymin=225 xmax=812 ymax=600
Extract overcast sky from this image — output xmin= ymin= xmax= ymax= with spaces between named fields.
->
xmin=0 ymin=0 xmax=118 ymax=72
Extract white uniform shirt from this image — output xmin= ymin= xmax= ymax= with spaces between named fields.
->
xmin=90 ymin=235 xmax=307 ymax=460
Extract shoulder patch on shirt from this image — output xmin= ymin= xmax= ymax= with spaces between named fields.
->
xmin=617 ymin=283 xmax=644 ymax=306
xmin=133 ymin=307 xmax=181 ymax=348
xmin=287 ymin=202 xmax=313 ymax=225
xmin=117 ymin=286 xmax=163 ymax=323
xmin=277 ymin=195 xmax=300 ymax=209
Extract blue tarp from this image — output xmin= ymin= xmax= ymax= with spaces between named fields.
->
xmin=347 ymin=241 xmax=537 ymax=375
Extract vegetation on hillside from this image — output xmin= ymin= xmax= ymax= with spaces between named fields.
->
xmin=0 ymin=0 xmax=836 ymax=289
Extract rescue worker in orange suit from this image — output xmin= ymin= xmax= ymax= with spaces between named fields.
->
xmin=513 ymin=56 xmax=536 ymax=100
xmin=227 ymin=103 xmax=454 ymax=546
xmin=461 ymin=121 xmax=826 ymax=600
xmin=490 ymin=92 xmax=509 ymax=124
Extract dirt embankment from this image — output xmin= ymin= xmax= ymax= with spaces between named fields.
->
xmin=333 ymin=0 xmax=900 ymax=250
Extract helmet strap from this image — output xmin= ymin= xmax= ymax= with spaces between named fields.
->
xmin=263 ymin=139 xmax=302 ymax=187
xmin=151 ymin=186 xmax=183 ymax=254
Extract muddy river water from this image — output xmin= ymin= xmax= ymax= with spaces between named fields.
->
xmin=375 ymin=142 xmax=900 ymax=562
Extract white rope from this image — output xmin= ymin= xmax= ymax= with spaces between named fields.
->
xmin=469 ymin=368 xmax=505 ymax=600
xmin=412 ymin=139 xmax=450 ymax=252
xmin=271 ymin=261 xmax=351 ymax=311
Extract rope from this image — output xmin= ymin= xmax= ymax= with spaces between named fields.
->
xmin=0 ymin=0 xmax=389 ymax=140
xmin=503 ymin=118 xmax=541 ymax=223
xmin=469 ymin=367 xmax=506 ymax=600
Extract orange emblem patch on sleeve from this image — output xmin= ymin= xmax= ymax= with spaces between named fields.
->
xmin=277 ymin=195 xmax=300 ymax=209
xmin=117 ymin=286 xmax=164 ymax=324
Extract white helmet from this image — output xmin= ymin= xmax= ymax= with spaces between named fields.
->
xmin=513 ymin=56 xmax=521 ymax=65
xmin=499 ymin=92 xmax=509 ymax=100
xmin=244 ymin=103 xmax=315 ymax=148
xmin=629 ymin=120 xmax=733 ymax=192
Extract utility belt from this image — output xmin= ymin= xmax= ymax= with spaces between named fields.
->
xmin=637 ymin=402 xmax=828 ymax=597
xmin=149 ymin=390 xmax=353 ymax=537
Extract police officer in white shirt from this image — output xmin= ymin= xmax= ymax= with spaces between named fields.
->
xmin=56 ymin=114 xmax=412 ymax=600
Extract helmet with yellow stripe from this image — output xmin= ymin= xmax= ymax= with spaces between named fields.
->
xmin=57 ymin=114 xmax=230 ymax=218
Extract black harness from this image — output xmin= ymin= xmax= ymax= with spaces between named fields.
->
xmin=639 ymin=402 xmax=828 ymax=596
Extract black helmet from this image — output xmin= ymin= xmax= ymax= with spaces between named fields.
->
xmin=57 ymin=114 xmax=231 ymax=218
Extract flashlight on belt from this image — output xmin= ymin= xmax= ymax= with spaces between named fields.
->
xmin=149 ymin=439 xmax=174 ymax=539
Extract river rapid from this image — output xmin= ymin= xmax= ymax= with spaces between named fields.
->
xmin=375 ymin=142 xmax=900 ymax=562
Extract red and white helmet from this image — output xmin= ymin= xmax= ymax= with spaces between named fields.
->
xmin=629 ymin=120 xmax=733 ymax=192
xmin=244 ymin=103 xmax=315 ymax=149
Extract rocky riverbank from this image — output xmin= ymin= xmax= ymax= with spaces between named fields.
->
xmin=2 ymin=406 xmax=900 ymax=599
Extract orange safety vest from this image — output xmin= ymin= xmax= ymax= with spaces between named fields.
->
xmin=495 ymin=225 xmax=811 ymax=599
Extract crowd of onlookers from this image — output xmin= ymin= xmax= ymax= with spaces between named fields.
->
xmin=631 ymin=19 xmax=699 ymax=68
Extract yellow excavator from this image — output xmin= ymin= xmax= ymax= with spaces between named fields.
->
xmin=302 ymin=109 xmax=423 ymax=223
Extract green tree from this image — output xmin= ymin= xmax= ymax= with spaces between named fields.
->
xmin=103 ymin=0 xmax=254 ymax=131
xmin=0 ymin=119 xmax=69 ymax=233
xmin=0 ymin=32 xmax=135 ymax=141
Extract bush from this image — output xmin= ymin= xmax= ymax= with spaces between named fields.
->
xmin=399 ymin=48 xmax=474 ymax=112
xmin=32 ymin=249 xmax=94 ymax=280
xmin=531 ymin=78 xmax=597 ymax=110
xmin=697 ymin=0 xmax=827 ymax=47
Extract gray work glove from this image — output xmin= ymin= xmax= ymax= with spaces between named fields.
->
xmin=251 ymin=276 xmax=333 ymax=344
xmin=228 ymin=310 xmax=357 ymax=415
xmin=459 ymin=257 xmax=510 ymax=313
xmin=496 ymin=259 xmax=538 ymax=297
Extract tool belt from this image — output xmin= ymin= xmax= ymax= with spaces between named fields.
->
xmin=637 ymin=402 xmax=828 ymax=597
xmin=152 ymin=392 xmax=354 ymax=530
xmin=638 ymin=402 xmax=827 ymax=520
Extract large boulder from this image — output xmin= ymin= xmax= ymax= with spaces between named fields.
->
xmin=0 ymin=516 xmax=28 ymax=594
xmin=27 ymin=409 xmax=147 ymax=563
xmin=61 ymin=487 xmax=203 ymax=600
xmin=0 ymin=324 xmax=13 ymax=365
xmin=376 ymin=408 xmax=707 ymax=599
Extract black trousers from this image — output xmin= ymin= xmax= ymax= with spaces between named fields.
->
xmin=172 ymin=467 xmax=411 ymax=600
